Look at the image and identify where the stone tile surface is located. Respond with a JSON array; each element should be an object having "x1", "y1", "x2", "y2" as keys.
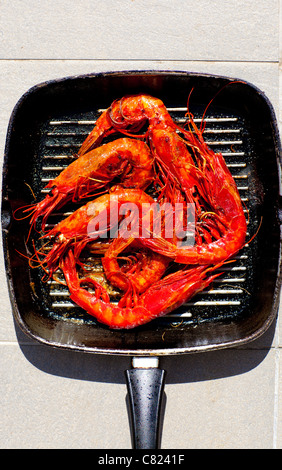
[
  {"x1": 0, "y1": 0, "x2": 279, "y2": 61},
  {"x1": 0, "y1": 0, "x2": 281, "y2": 450},
  {"x1": 0, "y1": 343, "x2": 277, "y2": 449},
  {"x1": 161, "y1": 349, "x2": 276, "y2": 449}
]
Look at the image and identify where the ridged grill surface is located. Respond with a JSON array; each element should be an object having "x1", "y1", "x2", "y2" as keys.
[{"x1": 34, "y1": 107, "x2": 253, "y2": 325}]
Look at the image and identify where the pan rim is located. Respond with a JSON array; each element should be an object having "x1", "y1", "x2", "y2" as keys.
[
  {"x1": 4, "y1": 68, "x2": 281, "y2": 135},
  {"x1": 2, "y1": 69, "x2": 282, "y2": 355},
  {"x1": 10, "y1": 262, "x2": 280, "y2": 356},
  {"x1": 13, "y1": 314, "x2": 278, "y2": 356}
]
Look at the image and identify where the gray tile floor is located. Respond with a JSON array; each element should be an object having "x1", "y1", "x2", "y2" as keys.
[{"x1": 0, "y1": 0, "x2": 281, "y2": 449}]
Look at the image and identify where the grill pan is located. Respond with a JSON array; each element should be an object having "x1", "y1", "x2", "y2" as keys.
[{"x1": 2, "y1": 71, "x2": 282, "y2": 449}]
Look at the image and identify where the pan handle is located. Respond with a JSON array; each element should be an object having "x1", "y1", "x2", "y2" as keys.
[{"x1": 125, "y1": 356, "x2": 166, "y2": 449}]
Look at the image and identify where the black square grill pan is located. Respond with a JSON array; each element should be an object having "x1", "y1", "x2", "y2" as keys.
[{"x1": 2, "y1": 71, "x2": 282, "y2": 449}]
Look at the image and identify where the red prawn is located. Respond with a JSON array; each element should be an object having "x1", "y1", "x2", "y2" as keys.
[
  {"x1": 61, "y1": 249, "x2": 222, "y2": 329},
  {"x1": 18, "y1": 137, "x2": 154, "y2": 232}
]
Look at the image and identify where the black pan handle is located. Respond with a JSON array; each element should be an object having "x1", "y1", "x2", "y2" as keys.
[{"x1": 125, "y1": 357, "x2": 166, "y2": 449}]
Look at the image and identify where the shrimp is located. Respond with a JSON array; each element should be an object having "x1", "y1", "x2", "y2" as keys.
[
  {"x1": 141, "y1": 118, "x2": 247, "y2": 264},
  {"x1": 35, "y1": 188, "x2": 165, "y2": 284},
  {"x1": 76, "y1": 94, "x2": 209, "y2": 216},
  {"x1": 23, "y1": 138, "x2": 154, "y2": 232},
  {"x1": 77, "y1": 94, "x2": 177, "y2": 156},
  {"x1": 20, "y1": 91, "x2": 248, "y2": 328},
  {"x1": 61, "y1": 249, "x2": 222, "y2": 329},
  {"x1": 77, "y1": 94, "x2": 201, "y2": 212},
  {"x1": 150, "y1": 126, "x2": 204, "y2": 215},
  {"x1": 32, "y1": 187, "x2": 171, "y2": 317}
]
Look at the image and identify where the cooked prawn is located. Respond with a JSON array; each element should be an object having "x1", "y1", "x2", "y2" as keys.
[
  {"x1": 61, "y1": 249, "x2": 222, "y2": 329},
  {"x1": 35, "y1": 188, "x2": 160, "y2": 280},
  {"x1": 77, "y1": 94, "x2": 177, "y2": 156},
  {"x1": 102, "y1": 236, "x2": 170, "y2": 296},
  {"x1": 21, "y1": 138, "x2": 154, "y2": 232},
  {"x1": 142, "y1": 118, "x2": 247, "y2": 264},
  {"x1": 20, "y1": 91, "x2": 248, "y2": 329}
]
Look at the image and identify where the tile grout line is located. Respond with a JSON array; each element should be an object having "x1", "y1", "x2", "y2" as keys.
[{"x1": 0, "y1": 58, "x2": 279, "y2": 64}]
